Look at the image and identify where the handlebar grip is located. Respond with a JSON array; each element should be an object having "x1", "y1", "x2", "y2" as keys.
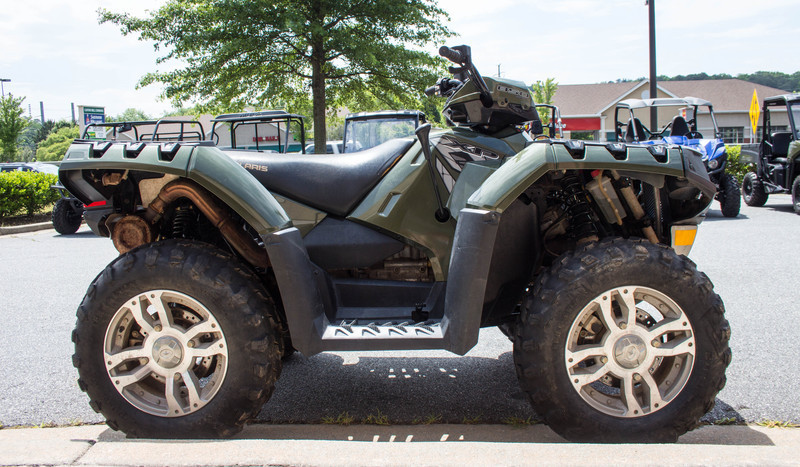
[
  {"x1": 424, "y1": 85, "x2": 437, "y2": 97},
  {"x1": 439, "y1": 46, "x2": 464, "y2": 64}
]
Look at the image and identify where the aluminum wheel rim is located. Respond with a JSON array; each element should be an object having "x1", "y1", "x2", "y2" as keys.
[
  {"x1": 564, "y1": 286, "x2": 695, "y2": 418},
  {"x1": 104, "y1": 290, "x2": 228, "y2": 417}
]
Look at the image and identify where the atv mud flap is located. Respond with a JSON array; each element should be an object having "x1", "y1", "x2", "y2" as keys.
[
  {"x1": 264, "y1": 208, "x2": 501, "y2": 356},
  {"x1": 441, "y1": 208, "x2": 501, "y2": 354}
]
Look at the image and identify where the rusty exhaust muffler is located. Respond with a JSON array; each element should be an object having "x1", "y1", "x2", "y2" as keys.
[{"x1": 111, "y1": 180, "x2": 269, "y2": 269}]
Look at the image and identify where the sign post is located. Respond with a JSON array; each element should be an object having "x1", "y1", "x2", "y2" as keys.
[{"x1": 749, "y1": 89, "x2": 760, "y2": 143}]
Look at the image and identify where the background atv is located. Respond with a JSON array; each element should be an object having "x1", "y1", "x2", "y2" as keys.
[
  {"x1": 60, "y1": 45, "x2": 729, "y2": 443},
  {"x1": 211, "y1": 110, "x2": 306, "y2": 153},
  {"x1": 740, "y1": 93, "x2": 800, "y2": 214},
  {"x1": 51, "y1": 119, "x2": 206, "y2": 234},
  {"x1": 615, "y1": 97, "x2": 740, "y2": 217}
]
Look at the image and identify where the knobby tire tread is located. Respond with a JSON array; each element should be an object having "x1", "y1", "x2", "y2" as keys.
[
  {"x1": 719, "y1": 173, "x2": 741, "y2": 218},
  {"x1": 72, "y1": 239, "x2": 282, "y2": 438},
  {"x1": 52, "y1": 198, "x2": 82, "y2": 235},
  {"x1": 513, "y1": 237, "x2": 731, "y2": 443}
]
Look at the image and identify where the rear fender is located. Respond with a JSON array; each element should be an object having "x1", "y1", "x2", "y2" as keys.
[{"x1": 59, "y1": 141, "x2": 291, "y2": 235}]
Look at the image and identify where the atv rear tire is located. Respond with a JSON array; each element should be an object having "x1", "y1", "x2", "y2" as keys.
[
  {"x1": 742, "y1": 172, "x2": 768, "y2": 207},
  {"x1": 718, "y1": 173, "x2": 741, "y2": 218},
  {"x1": 72, "y1": 239, "x2": 282, "y2": 438},
  {"x1": 792, "y1": 175, "x2": 800, "y2": 215},
  {"x1": 52, "y1": 198, "x2": 82, "y2": 235},
  {"x1": 513, "y1": 238, "x2": 731, "y2": 443}
]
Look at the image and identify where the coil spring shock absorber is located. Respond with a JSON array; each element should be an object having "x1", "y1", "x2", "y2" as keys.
[
  {"x1": 172, "y1": 206, "x2": 194, "y2": 238},
  {"x1": 561, "y1": 173, "x2": 599, "y2": 243}
]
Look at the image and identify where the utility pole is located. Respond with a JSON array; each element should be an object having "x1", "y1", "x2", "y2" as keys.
[
  {"x1": 647, "y1": 0, "x2": 657, "y2": 129},
  {"x1": 40, "y1": 101, "x2": 45, "y2": 123},
  {"x1": 0, "y1": 78, "x2": 9, "y2": 97},
  {"x1": 497, "y1": 64, "x2": 502, "y2": 78},
  {"x1": 71, "y1": 103, "x2": 76, "y2": 124}
]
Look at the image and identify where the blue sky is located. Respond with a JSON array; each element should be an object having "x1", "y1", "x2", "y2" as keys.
[{"x1": 1, "y1": 0, "x2": 797, "y2": 120}]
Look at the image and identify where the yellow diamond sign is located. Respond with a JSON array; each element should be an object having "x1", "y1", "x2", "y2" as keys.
[{"x1": 749, "y1": 89, "x2": 760, "y2": 138}]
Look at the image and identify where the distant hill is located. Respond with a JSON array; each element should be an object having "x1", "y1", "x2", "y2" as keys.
[
  {"x1": 659, "y1": 71, "x2": 799, "y2": 93},
  {"x1": 606, "y1": 71, "x2": 800, "y2": 93}
]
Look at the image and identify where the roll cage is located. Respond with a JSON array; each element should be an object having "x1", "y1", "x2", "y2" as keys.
[{"x1": 614, "y1": 97, "x2": 721, "y2": 143}]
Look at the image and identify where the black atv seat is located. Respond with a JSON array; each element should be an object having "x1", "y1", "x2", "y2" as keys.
[
  {"x1": 670, "y1": 116, "x2": 690, "y2": 137},
  {"x1": 227, "y1": 138, "x2": 415, "y2": 217},
  {"x1": 625, "y1": 118, "x2": 646, "y2": 142},
  {"x1": 770, "y1": 131, "x2": 792, "y2": 157}
]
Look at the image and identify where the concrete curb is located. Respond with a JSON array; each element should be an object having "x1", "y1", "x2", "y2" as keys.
[
  {"x1": 1, "y1": 424, "x2": 799, "y2": 466},
  {"x1": 0, "y1": 221, "x2": 54, "y2": 236}
]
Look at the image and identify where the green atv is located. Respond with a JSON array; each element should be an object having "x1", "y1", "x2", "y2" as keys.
[{"x1": 61, "y1": 45, "x2": 730, "y2": 443}]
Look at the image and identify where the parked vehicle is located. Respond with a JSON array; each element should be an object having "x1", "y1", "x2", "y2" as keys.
[
  {"x1": 59, "y1": 45, "x2": 729, "y2": 443},
  {"x1": 739, "y1": 94, "x2": 800, "y2": 214},
  {"x1": 531, "y1": 103, "x2": 564, "y2": 139},
  {"x1": 52, "y1": 120, "x2": 205, "y2": 234},
  {"x1": 211, "y1": 110, "x2": 306, "y2": 153},
  {"x1": 304, "y1": 140, "x2": 343, "y2": 154},
  {"x1": 343, "y1": 110, "x2": 425, "y2": 152},
  {"x1": 0, "y1": 162, "x2": 59, "y2": 174},
  {"x1": 615, "y1": 97, "x2": 740, "y2": 217}
]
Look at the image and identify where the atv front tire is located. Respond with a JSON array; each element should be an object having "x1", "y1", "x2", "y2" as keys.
[
  {"x1": 792, "y1": 175, "x2": 800, "y2": 215},
  {"x1": 513, "y1": 238, "x2": 731, "y2": 443},
  {"x1": 52, "y1": 197, "x2": 82, "y2": 234},
  {"x1": 742, "y1": 172, "x2": 768, "y2": 207},
  {"x1": 718, "y1": 173, "x2": 741, "y2": 218},
  {"x1": 72, "y1": 239, "x2": 282, "y2": 438}
]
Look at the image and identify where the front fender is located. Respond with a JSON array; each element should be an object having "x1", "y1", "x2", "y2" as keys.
[
  {"x1": 467, "y1": 141, "x2": 689, "y2": 212},
  {"x1": 59, "y1": 141, "x2": 291, "y2": 235}
]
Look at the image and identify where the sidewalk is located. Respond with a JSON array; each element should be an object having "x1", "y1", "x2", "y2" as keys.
[{"x1": 1, "y1": 423, "x2": 798, "y2": 466}]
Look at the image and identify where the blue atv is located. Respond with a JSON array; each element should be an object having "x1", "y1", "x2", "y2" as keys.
[{"x1": 615, "y1": 97, "x2": 740, "y2": 218}]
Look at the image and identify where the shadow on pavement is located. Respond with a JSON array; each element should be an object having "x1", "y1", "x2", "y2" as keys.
[
  {"x1": 53, "y1": 230, "x2": 97, "y2": 238},
  {"x1": 257, "y1": 352, "x2": 535, "y2": 425},
  {"x1": 702, "y1": 210, "x2": 749, "y2": 221},
  {"x1": 764, "y1": 203, "x2": 796, "y2": 214}
]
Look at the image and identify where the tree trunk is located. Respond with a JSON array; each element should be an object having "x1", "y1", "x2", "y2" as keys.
[{"x1": 311, "y1": 42, "x2": 326, "y2": 154}]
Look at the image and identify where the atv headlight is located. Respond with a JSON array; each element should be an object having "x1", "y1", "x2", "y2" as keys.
[{"x1": 707, "y1": 158, "x2": 720, "y2": 170}]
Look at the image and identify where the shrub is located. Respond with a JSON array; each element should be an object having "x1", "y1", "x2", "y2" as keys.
[
  {"x1": 0, "y1": 171, "x2": 60, "y2": 218},
  {"x1": 725, "y1": 145, "x2": 755, "y2": 184}
]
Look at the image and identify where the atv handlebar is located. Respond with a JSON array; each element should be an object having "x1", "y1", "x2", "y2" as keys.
[
  {"x1": 439, "y1": 46, "x2": 465, "y2": 64},
  {"x1": 426, "y1": 78, "x2": 464, "y2": 98},
  {"x1": 435, "y1": 45, "x2": 493, "y2": 108}
]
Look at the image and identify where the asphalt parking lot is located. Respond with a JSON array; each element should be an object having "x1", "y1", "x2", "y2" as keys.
[{"x1": 0, "y1": 195, "x2": 798, "y2": 429}]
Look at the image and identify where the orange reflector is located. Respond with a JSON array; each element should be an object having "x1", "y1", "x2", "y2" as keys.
[{"x1": 673, "y1": 228, "x2": 697, "y2": 246}]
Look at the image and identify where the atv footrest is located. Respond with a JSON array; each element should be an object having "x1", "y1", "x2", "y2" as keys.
[{"x1": 322, "y1": 320, "x2": 443, "y2": 340}]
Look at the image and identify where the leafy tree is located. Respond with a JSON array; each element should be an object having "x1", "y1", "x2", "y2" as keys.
[
  {"x1": 35, "y1": 125, "x2": 79, "y2": 161},
  {"x1": 107, "y1": 108, "x2": 152, "y2": 122},
  {"x1": 100, "y1": 0, "x2": 452, "y2": 153},
  {"x1": 0, "y1": 94, "x2": 29, "y2": 161}
]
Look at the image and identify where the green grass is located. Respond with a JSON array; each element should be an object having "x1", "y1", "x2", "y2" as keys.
[
  {"x1": 712, "y1": 417, "x2": 740, "y2": 426},
  {"x1": 502, "y1": 416, "x2": 536, "y2": 427},
  {"x1": 412, "y1": 414, "x2": 442, "y2": 425},
  {"x1": 461, "y1": 415, "x2": 482, "y2": 425},
  {"x1": 321, "y1": 412, "x2": 355, "y2": 426},
  {"x1": 363, "y1": 410, "x2": 390, "y2": 426},
  {"x1": 755, "y1": 420, "x2": 800, "y2": 429}
]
